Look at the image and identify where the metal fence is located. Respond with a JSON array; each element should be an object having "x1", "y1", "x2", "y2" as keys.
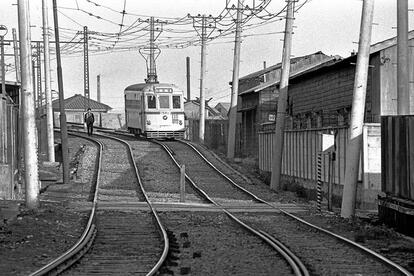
[
  {"x1": 259, "y1": 126, "x2": 350, "y2": 186},
  {"x1": 0, "y1": 96, "x2": 19, "y2": 199}
]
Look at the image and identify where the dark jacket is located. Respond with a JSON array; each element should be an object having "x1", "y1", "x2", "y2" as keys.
[{"x1": 84, "y1": 112, "x2": 95, "y2": 124}]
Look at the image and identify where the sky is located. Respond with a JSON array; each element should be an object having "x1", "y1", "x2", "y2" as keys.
[{"x1": 1, "y1": 0, "x2": 414, "y2": 112}]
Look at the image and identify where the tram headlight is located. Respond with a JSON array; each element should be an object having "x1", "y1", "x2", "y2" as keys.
[
  {"x1": 162, "y1": 115, "x2": 168, "y2": 120},
  {"x1": 146, "y1": 120, "x2": 151, "y2": 125},
  {"x1": 179, "y1": 120, "x2": 183, "y2": 125}
]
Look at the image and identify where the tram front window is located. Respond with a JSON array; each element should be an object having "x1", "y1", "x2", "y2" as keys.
[
  {"x1": 173, "y1": 96, "x2": 181, "y2": 109},
  {"x1": 147, "y1": 95, "x2": 156, "y2": 109},
  {"x1": 159, "y1": 95, "x2": 170, "y2": 109}
]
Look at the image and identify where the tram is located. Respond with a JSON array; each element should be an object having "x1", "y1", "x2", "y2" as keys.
[{"x1": 124, "y1": 83, "x2": 185, "y2": 138}]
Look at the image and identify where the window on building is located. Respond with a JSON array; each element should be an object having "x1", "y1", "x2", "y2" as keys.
[
  {"x1": 173, "y1": 96, "x2": 181, "y2": 109},
  {"x1": 159, "y1": 95, "x2": 170, "y2": 109},
  {"x1": 147, "y1": 95, "x2": 156, "y2": 109}
]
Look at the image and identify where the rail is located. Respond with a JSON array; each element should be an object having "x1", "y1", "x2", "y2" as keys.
[{"x1": 29, "y1": 132, "x2": 103, "y2": 276}]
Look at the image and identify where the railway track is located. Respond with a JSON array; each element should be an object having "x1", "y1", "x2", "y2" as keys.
[
  {"x1": 98, "y1": 132, "x2": 308, "y2": 275},
  {"x1": 29, "y1": 132, "x2": 169, "y2": 276},
  {"x1": 156, "y1": 139, "x2": 412, "y2": 276}
]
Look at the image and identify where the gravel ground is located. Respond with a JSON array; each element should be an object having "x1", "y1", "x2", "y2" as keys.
[
  {"x1": 192, "y1": 142, "x2": 414, "y2": 274},
  {"x1": 129, "y1": 139, "x2": 204, "y2": 203},
  {"x1": 159, "y1": 211, "x2": 294, "y2": 276},
  {"x1": 0, "y1": 135, "x2": 96, "y2": 275}
]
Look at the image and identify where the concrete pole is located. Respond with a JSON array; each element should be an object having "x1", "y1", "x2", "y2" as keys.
[
  {"x1": 341, "y1": 0, "x2": 374, "y2": 218},
  {"x1": 18, "y1": 0, "x2": 39, "y2": 209},
  {"x1": 52, "y1": 0, "x2": 70, "y2": 184},
  {"x1": 97, "y1": 74, "x2": 101, "y2": 103},
  {"x1": 42, "y1": 0, "x2": 55, "y2": 162},
  {"x1": 397, "y1": 0, "x2": 409, "y2": 115},
  {"x1": 227, "y1": 0, "x2": 243, "y2": 159},
  {"x1": 186, "y1": 56, "x2": 191, "y2": 102},
  {"x1": 12, "y1": 28, "x2": 21, "y2": 84},
  {"x1": 270, "y1": 0, "x2": 295, "y2": 190},
  {"x1": 199, "y1": 16, "x2": 207, "y2": 143}
]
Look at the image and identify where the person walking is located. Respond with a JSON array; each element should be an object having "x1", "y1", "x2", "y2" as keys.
[{"x1": 84, "y1": 108, "x2": 95, "y2": 136}]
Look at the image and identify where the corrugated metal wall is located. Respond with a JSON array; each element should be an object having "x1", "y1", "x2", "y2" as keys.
[
  {"x1": 259, "y1": 127, "x2": 349, "y2": 185},
  {"x1": 0, "y1": 97, "x2": 19, "y2": 199},
  {"x1": 381, "y1": 116, "x2": 414, "y2": 201}
]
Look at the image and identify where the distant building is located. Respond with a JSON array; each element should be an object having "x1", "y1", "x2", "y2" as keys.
[
  {"x1": 52, "y1": 94, "x2": 112, "y2": 126},
  {"x1": 184, "y1": 100, "x2": 224, "y2": 120},
  {"x1": 214, "y1": 102, "x2": 230, "y2": 118}
]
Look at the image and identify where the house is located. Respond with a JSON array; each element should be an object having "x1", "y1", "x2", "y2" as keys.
[
  {"x1": 184, "y1": 99, "x2": 224, "y2": 120},
  {"x1": 214, "y1": 102, "x2": 231, "y2": 118},
  {"x1": 236, "y1": 51, "x2": 338, "y2": 155},
  {"x1": 52, "y1": 94, "x2": 112, "y2": 126}
]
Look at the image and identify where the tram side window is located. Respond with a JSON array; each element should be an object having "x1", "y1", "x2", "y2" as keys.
[
  {"x1": 173, "y1": 96, "x2": 181, "y2": 109},
  {"x1": 147, "y1": 95, "x2": 156, "y2": 109},
  {"x1": 159, "y1": 95, "x2": 170, "y2": 109}
]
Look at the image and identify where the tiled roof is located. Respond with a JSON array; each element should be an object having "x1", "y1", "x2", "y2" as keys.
[
  {"x1": 215, "y1": 102, "x2": 230, "y2": 111},
  {"x1": 52, "y1": 94, "x2": 112, "y2": 112}
]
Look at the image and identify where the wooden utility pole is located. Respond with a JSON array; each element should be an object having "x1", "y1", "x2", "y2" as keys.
[
  {"x1": 52, "y1": 0, "x2": 70, "y2": 184},
  {"x1": 42, "y1": 0, "x2": 55, "y2": 162},
  {"x1": 186, "y1": 56, "x2": 191, "y2": 101},
  {"x1": 18, "y1": 0, "x2": 39, "y2": 209},
  {"x1": 341, "y1": 0, "x2": 375, "y2": 218},
  {"x1": 12, "y1": 28, "x2": 20, "y2": 84},
  {"x1": 199, "y1": 16, "x2": 207, "y2": 143},
  {"x1": 227, "y1": 0, "x2": 243, "y2": 159},
  {"x1": 97, "y1": 74, "x2": 101, "y2": 103},
  {"x1": 190, "y1": 14, "x2": 218, "y2": 143},
  {"x1": 270, "y1": 0, "x2": 295, "y2": 190},
  {"x1": 397, "y1": 0, "x2": 409, "y2": 115}
]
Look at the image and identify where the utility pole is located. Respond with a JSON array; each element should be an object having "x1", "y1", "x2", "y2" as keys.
[
  {"x1": 83, "y1": 26, "x2": 90, "y2": 110},
  {"x1": 189, "y1": 14, "x2": 218, "y2": 143},
  {"x1": 186, "y1": 56, "x2": 191, "y2": 101},
  {"x1": 97, "y1": 74, "x2": 101, "y2": 103},
  {"x1": 36, "y1": 42, "x2": 42, "y2": 115},
  {"x1": 31, "y1": 58, "x2": 37, "y2": 115},
  {"x1": 199, "y1": 16, "x2": 207, "y2": 143},
  {"x1": 227, "y1": 0, "x2": 243, "y2": 159},
  {"x1": 42, "y1": 0, "x2": 55, "y2": 162},
  {"x1": 52, "y1": 0, "x2": 70, "y2": 184},
  {"x1": 0, "y1": 25, "x2": 7, "y2": 95},
  {"x1": 18, "y1": 0, "x2": 39, "y2": 209},
  {"x1": 12, "y1": 28, "x2": 20, "y2": 84},
  {"x1": 270, "y1": 0, "x2": 295, "y2": 190},
  {"x1": 341, "y1": 0, "x2": 375, "y2": 218},
  {"x1": 397, "y1": 0, "x2": 409, "y2": 115}
]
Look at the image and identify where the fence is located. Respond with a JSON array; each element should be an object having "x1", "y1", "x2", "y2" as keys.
[
  {"x1": 0, "y1": 96, "x2": 19, "y2": 199},
  {"x1": 259, "y1": 127, "x2": 349, "y2": 185},
  {"x1": 187, "y1": 119, "x2": 235, "y2": 154},
  {"x1": 381, "y1": 116, "x2": 414, "y2": 201},
  {"x1": 259, "y1": 124, "x2": 381, "y2": 190}
]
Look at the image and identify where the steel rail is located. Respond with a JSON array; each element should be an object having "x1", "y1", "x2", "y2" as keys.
[
  {"x1": 29, "y1": 132, "x2": 103, "y2": 276},
  {"x1": 154, "y1": 139, "x2": 307, "y2": 276},
  {"x1": 178, "y1": 139, "x2": 413, "y2": 276},
  {"x1": 95, "y1": 132, "x2": 170, "y2": 276}
]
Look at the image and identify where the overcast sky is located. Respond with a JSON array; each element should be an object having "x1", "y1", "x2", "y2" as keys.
[{"x1": 1, "y1": 0, "x2": 413, "y2": 111}]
